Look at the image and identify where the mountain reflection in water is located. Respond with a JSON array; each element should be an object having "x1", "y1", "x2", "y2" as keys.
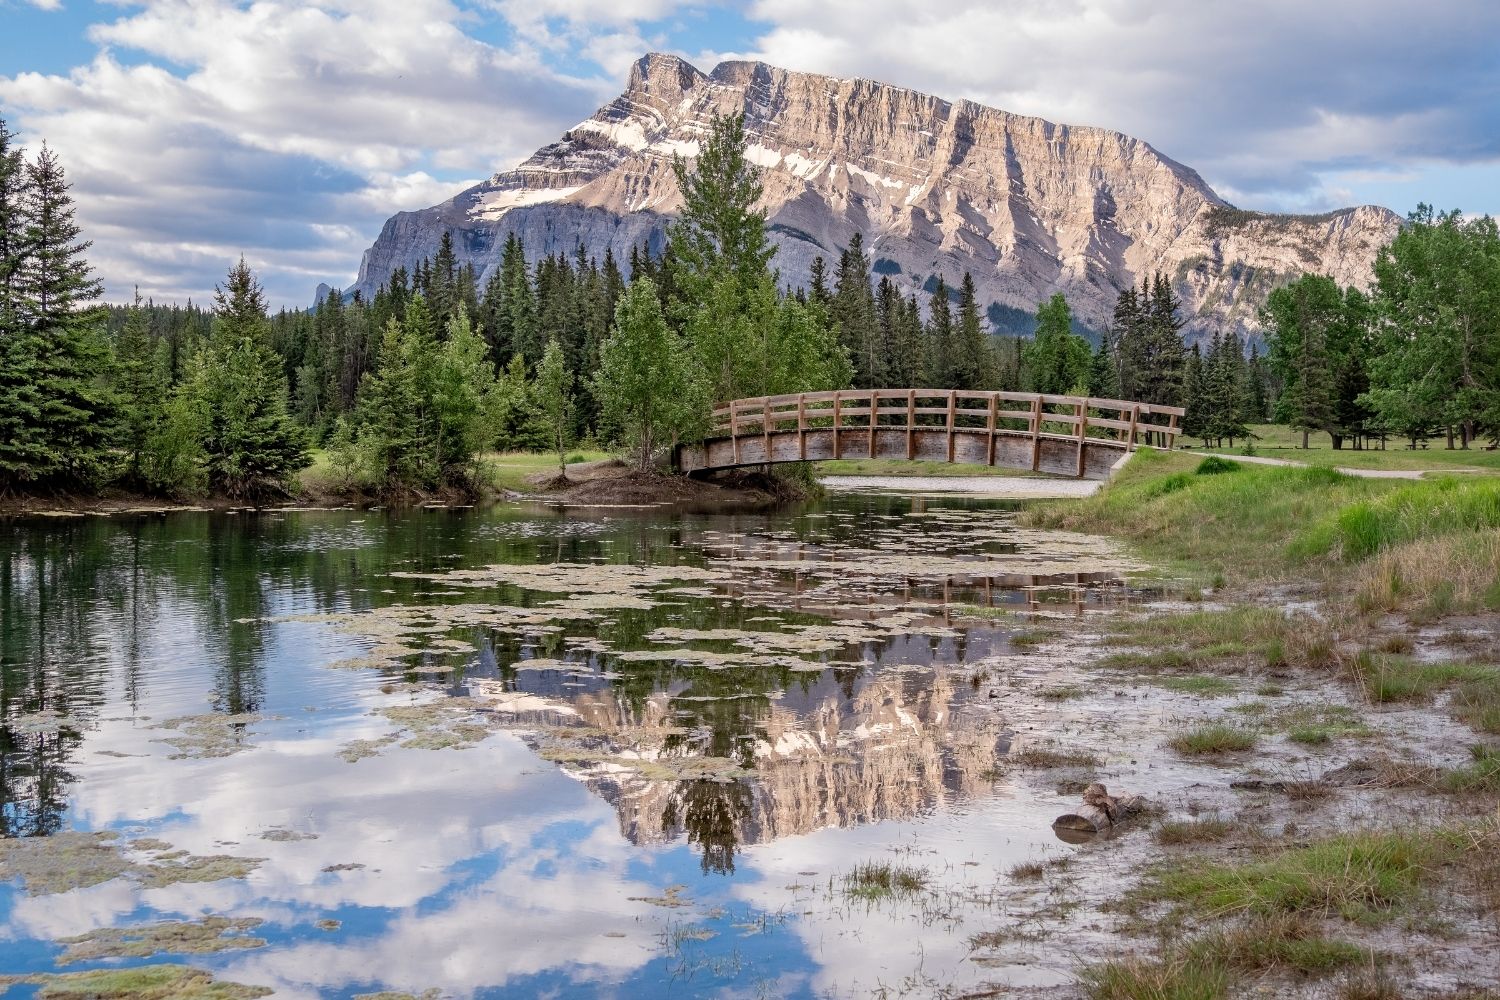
[{"x1": 0, "y1": 494, "x2": 1146, "y2": 998}]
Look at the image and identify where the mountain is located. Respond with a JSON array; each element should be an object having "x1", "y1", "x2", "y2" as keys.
[{"x1": 350, "y1": 52, "x2": 1401, "y2": 342}]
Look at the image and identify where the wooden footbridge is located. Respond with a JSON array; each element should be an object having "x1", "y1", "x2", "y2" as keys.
[{"x1": 675, "y1": 390, "x2": 1183, "y2": 480}]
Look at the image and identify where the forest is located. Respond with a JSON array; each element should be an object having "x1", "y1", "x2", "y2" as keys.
[{"x1": 2, "y1": 110, "x2": 1497, "y2": 503}]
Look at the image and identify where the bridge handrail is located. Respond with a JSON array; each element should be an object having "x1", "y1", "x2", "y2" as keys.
[{"x1": 707, "y1": 389, "x2": 1182, "y2": 452}]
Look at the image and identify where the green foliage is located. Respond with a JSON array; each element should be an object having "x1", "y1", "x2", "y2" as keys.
[
  {"x1": 535, "y1": 336, "x2": 572, "y2": 477},
  {"x1": 163, "y1": 266, "x2": 310, "y2": 500},
  {"x1": 595, "y1": 278, "x2": 706, "y2": 471},
  {"x1": 0, "y1": 130, "x2": 119, "y2": 492},
  {"x1": 1023, "y1": 293, "x2": 1090, "y2": 394},
  {"x1": 1364, "y1": 205, "x2": 1500, "y2": 447},
  {"x1": 1115, "y1": 274, "x2": 1187, "y2": 408},
  {"x1": 1194, "y1": 456, "x2": 1241, "y2": 475}
]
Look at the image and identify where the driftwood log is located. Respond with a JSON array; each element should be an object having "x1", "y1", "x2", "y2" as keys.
[{"x1": 1052, "y1": 783, "x2": 1148, "y2": 837}]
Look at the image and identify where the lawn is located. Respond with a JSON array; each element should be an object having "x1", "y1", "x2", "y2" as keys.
[{"x1": 1191, "y1": 423, "x2": 1500, "y2": 474}]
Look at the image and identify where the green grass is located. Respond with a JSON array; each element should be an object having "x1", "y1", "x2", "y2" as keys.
[
  {"x1": 1026, "y1": 448, "x2": 1500, "y2": 589},
  {"x1": 1077, "y1": 954, "x2": 1230, "y2": 1000},
  {"x1": 298, "y1": 447, "x2": 614, "y2": 496},
  {"x1": 1183, "y1": 916, "x2": 1367, "y2": 975},
  {"x1": 1103, "y1": 606, "x2": 1336, "y2": 672},
  {"x1": 1442, "y1": 745, "x2": 1500, "y2": 792},
  {"x1": 1294, "y1": 477, "x2": 1500, "y2": 562},
  {"x1": 841, "y1": 861, "x2": 931, "y2": 900},
  {"x1": 1194, "y1": 423, "x2": 1500, "y2": 474},
  {"x1": 1156, "y1": 675, "x2": 1237, "y2": 696},
  {"x1": 1011, "y1": 746, "x2": 1103, "y2": 768},
  {"x1": 1167, "y1": 725, "x2": 1257, "y2": 755},
  {"x1": 1137, "y1": 831, "x2": 1443, "y2": 922},
  {"x1": 482, "y1": 449, "x2": 611, "y2": 492},
  {"x1": 1350, "y1": 654, "x2": 1499, "y2": 730}
]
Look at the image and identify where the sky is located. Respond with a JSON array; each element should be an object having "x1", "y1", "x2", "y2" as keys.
[{"x1": 2, "y1": 0, "x2": 1498, "y2": 307}]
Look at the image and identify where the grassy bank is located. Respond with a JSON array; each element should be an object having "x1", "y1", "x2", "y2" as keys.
[
  {"x1": 1193, "y1": 422, "x2": 1500, "y2": 474},
  {"x1": 1025, "y1": 449, "x2": 1500, "y2": 603},
  {"x1": 298, "y1": 448, "x2": 613, "y2": 498}
]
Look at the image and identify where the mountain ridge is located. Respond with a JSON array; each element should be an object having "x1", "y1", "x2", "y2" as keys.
[{"x1": 350, "y1": 52, "x2": 1400, "y2": 341}]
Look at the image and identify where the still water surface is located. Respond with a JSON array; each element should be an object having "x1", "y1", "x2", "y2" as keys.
[{"x1": 0, "y1": 494, "x2": 1143, "y2": 998}]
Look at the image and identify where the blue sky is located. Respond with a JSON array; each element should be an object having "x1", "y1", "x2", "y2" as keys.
[{"x1": 2, "y1": 0, "x2": 1499, "y2": 306}]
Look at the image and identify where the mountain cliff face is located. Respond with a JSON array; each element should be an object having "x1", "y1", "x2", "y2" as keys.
[{"x1": 351, "y1": 53, "x2": 1400, "y2": 341}]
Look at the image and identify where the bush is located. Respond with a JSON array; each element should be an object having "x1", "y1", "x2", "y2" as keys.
[{"x1": 1195, "y1": 456, "x2": 1242, "y2": 475}]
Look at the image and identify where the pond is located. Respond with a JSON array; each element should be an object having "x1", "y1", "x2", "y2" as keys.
[{"x1": 0, "y1": 492, "x2": 1150, "y2": 998}]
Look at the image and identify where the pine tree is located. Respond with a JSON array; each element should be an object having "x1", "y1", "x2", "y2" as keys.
[
  {"x1": 430, "y1": 304, "x2": 498, "y2": 484},
  {"x1": 0, "y1": 118, "x2": 24, "y2": 318},
  {"x1": 950, "y1": 273, "x2": 989, "y2": 390},
  {"x1": 1263, "y1": 273, "x2": 1339, "y2": 447},
  {"x1": 0, "y1": 142, "x2": 118, "y2": 490},
  {"x1": 833, "y1": 234, "x2": 880, "y2": 388},
  {"x1": 172, "y1": 260, "x2": 309, "y2": 499},
  {"x1": 925, "y1": 276, "x2": 953, "y2": 387},
  {"x1": 1182, "y1": 343, "x2": 1208, "y2": 443},
  {"x1": 353, "y1": 317, "x2": 422, "y2": 490},
  {"x1": 113, "y1": 291, "x2": 168, "y2": 488}
]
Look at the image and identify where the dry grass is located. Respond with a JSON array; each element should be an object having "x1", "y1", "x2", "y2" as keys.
[
  {"x1": 1355, "y1": 529, "x2": 1500, "y2": 620},
  {"x1": 1155, "y1": 817, "x2": 1237, "y2": 846}
]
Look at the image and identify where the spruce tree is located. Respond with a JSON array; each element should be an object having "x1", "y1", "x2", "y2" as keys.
[
  {"x1": 113, "y1": 291, "x2": 167, "y2": 488},
  {"x1": 0, "y1": 142, "x2": 119, "y2": 490},
  {"x1": 833, "y1": 235, "x2": 879, "y2": 388},
  {"x1": 172, "y1": 259, "x2": 309, "y2": 499},
  {"x1": 950, "y1": 273, "x2": 989, "y2": 390},
  {"x1": 925, "y1": 276, "x2": 953, "y2": 387}
]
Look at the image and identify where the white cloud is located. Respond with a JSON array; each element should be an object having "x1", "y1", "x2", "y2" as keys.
[
  {"x1": 0, "y1": 0, "x2": 611, "y2": 304},
  {"x1": 23, "y1": 0, "x2": 62, "y2": 9}
]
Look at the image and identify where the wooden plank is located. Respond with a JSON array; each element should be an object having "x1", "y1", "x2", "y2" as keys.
[
  {"x1": 833, "y1": 391, "x2": 842, "y2": 460},
  {"x1": 798, "y1": 393, "x2": 807, "y2": 459},
  {"x1": 1030, "y1": 396, "x2": 1042, "y2": 472},
  {"x1": 907, "y1": 389, "x2": 915, "y2": 459},
  {"x1": 1128, "y1": 404, "x2": 1139, "y2": 451},
  {"x1": 987, "y1": 392, "x2": 999, "y2": 466},
  {"x1": 1075, "y1": 400, "x2": 1088, "y2": 477},
  {"x1": 946, "y1": 390, "x2": 957, "y2": 463},
  {"x1": 763, "y1": 398, "x2": 771, "y2": 460}
]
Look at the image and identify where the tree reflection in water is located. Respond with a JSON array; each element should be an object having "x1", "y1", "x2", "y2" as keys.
[{"x1": 663, "y1": 778, "x2": 754, "y2": 875}]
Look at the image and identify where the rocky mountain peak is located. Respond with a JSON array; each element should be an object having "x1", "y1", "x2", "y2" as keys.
[
  {"x1": 626, "y1": 51, "x2": 707, "y2": 100},
  {"x1": 350, "y1": 54, "x2": 1401, "y2": 342}
]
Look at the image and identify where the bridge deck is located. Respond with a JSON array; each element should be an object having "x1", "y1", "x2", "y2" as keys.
[{"x1": 675, "y1": 389, "x2": 1183, "y2": 480}]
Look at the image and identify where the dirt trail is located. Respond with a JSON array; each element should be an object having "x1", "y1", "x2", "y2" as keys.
[
  {"x1": 1211, "y1": 453, "x2": 1466, "y2": 479},
  {"x1": 821, "y1": 475, "x2": 1102, "y2": 497}
]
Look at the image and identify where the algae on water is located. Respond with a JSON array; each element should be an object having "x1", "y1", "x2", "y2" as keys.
[{"x1": 55, "y1": 916, "x2": 266, "y2": 965}]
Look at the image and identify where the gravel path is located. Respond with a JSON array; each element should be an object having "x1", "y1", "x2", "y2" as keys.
[
  {"x1": 820, "y1": 475, "x2": 1102, "y2": 497},
  {"x1": 1214, "y1": 453, "x2": 1430, "y2": 479}
]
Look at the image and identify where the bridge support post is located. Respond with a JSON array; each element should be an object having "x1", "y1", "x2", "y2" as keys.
[
  {"x1": 987, "y1": 392, "x2": 998, "y2": 466},
  {"x1": 1030, "y1": 397, "x2": 1042, "y2": 472},
  {"x1": 832, "y1": 392, "x2": 842, "y2": 460},
  {"x1": 907, "y1": 390, "x2": 915, "y2": 460},
  {"x1": 798, "y1": 393, "x2": 807, "y2": 460},
  {"x1": 1075, "y1": 399, "x2": 1089, "y2": 478},
  {"x1": 946, "y1": 390, "x2": 957, "y2": 463}
]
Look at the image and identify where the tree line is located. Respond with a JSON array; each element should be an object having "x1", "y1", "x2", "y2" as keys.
[{"x1": 7, "y1": 104, "x2": 1494, "y2": 503}]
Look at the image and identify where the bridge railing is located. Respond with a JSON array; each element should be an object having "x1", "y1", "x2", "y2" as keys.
[{"x1": 708, "y1": 389, "x2": 1183, "y2": 451}]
